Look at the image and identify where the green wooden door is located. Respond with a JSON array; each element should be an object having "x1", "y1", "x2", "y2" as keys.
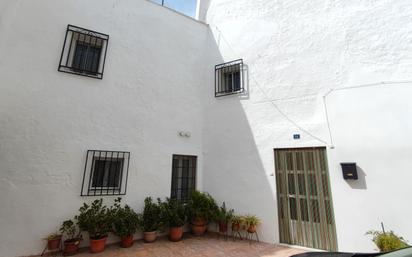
[{"x1": 275, "y1": 147, "x2": 337, "y2": 251}]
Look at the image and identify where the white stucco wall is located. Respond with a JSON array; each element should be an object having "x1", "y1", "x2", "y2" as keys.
[
  {"x1": 0, "y1": 1, "x2": 212, "y2": 257},
  {"x1": 202, "y1": 0, "x2": 412, "y2": 252},
  {"x1": 196, "y1": 0, "x2": 210, "y2": 21},
  {"x1": 1, "y1": 0, "x2": 412, "y2": 256}
]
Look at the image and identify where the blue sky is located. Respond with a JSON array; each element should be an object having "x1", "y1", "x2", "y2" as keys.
[{"x1": 152, "y1": 0, "x2": 197, "y2": 17}]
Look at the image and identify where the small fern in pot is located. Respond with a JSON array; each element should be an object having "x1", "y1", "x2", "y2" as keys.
[
  {"x1": 231, "y1": 215, "x2": 244, "y2": 231},
  {"x1": 214, "y1": 202, "x2": 234, "y2": 233},
  {"x1": 111, "y1": 198, "x2": 140, "y2": 248},
  {"x1": 243, "y1": 215, "x2": 261, "y2": 233},
  {"x1": 44, "y1": 233, "x2": 62, "y2": 251}
]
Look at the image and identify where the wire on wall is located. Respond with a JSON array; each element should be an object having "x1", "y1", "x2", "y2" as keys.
[
  {"x1": 212, "y1": 25, "x2": 412, "y2": 148},
  {"x1": 213, "y1": 25, "x2": 331, "y2": 146},
  {"x1": 322, "y1": 81, "x2": 412, "y2": 148}
]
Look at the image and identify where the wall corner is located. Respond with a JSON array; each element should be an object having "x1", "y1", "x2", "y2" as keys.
[{"x1": 196, "y1": 0, "x2": 211, "y2": 23}]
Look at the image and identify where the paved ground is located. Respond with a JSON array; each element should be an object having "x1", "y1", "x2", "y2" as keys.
[{"x1": 67, "y1": 234, "x2": 305, "y2": 257}]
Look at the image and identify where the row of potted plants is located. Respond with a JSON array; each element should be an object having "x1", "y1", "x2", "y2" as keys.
[
  {"x1": 214, "y1": 202, "x2": 261, "y2": 234},
  {"x1": 46, "y1": 190, "x2": 261, "y2": 255}
]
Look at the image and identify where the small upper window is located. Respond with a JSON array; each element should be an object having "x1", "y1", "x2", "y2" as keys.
[
  {"x1": 72, "y1": 42, "x2": 101, "y2": 74},
  {"x1": 81, "y1": 150, "x2": 130, "y2": 196},
  {"x1": 215, "y1": 59, "x2": 244, "y2": 97},
  {"x1": 58, "y1": 25, "x2": 109, "y2": 79}
]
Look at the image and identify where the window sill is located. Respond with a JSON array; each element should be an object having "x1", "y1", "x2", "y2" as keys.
[{"x1": 215, "y1": 89, "x2": 244, "y2": 97}]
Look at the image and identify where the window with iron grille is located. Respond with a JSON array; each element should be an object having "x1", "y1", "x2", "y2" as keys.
[
  {"x1": 215, "y1": 59, "x2": 244, "y2": 97},
  {"x1": 58, "y1": 25, "x2": 109, "y2": 79},
  {"x1": 171, "y1": 155, "x2": 196, "y2": 203},
  {"x1": 81, "y1": 150, "x2": 130, "y2": 196}
]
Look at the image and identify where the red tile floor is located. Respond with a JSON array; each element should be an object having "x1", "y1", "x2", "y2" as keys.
[{"x1": 54, "y1": 234, "x2": 306, "y2": 257}]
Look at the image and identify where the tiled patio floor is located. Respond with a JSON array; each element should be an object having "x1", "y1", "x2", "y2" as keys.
[{"x1": 68, "y1": 234, "x2": 306, "y2": 257}]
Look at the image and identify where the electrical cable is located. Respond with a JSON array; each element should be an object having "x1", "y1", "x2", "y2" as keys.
[
  {"x1": 213, "y1": 25, "x2": 331, "y2": 146},
  {"x1": 212, "y1": 25, "x2": 412, "y2": 149}
]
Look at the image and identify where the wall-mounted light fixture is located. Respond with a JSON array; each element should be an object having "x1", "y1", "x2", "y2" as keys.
[
  {"x1": 178, "y1": 131, "x2": 191, "y2": 138},
  {"x1": 340, "y1": 163, "x2": 358, "y2": 180}
]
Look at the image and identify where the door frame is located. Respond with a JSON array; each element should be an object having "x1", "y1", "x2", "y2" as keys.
[{"x1": 274, "y1": 147, "x2": 338, "y2": 251}]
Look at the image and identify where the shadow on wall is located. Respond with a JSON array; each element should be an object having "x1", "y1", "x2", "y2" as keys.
[
  {"x1": 345, "y1": 165, "x2": 367, "y2": 190},
  {"x1": 202, "y1": 29, "x2": 278, "y2": 243}
]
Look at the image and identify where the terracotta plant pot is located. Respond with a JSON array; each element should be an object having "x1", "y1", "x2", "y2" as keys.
[
  {"x1": 143, "y1": 231, "x2": 157, "y2": 243},
  {"x1": 219, "y1": 222, "x2": 228, "y2": 233},
  {"x1": 169, "y1": 226, "x2": 183, "y2": 242},
  {"x1": 63, "y1": 239, "x2": 80, "y2": 256},
  {"x1": 89, "y1": 236, "x2": 107, "y2": 253},
  {"x1": 120, "y1": 235, "x2": 134, "y2": 248},
  {"x1": 247, "y1": 225, "x2": 257, "y2": 233},
  {"x1": 47, "y1": 236, "x2": 62, "y2": 250},
  {"x1": 232, "y1": 222, "x2": 240, "y2": 231},
  {"x1": 191, "y1": 218, "x2": 207, "y2": 236}
]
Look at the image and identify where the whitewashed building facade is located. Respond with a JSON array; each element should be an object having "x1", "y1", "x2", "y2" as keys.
[{"x1": 1, "y1": 0, "x2": 412, "y2": 256}]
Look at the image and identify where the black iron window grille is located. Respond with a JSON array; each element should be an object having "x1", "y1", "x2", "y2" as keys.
[
  {"x1": 215, "y1": 59, "x2": 244, "y2": 97},
  {"x1": 171, "y1": 155, "x2": 197, "y2": 203},
  {"x1": 58, "y1": 25, "x2": 109, "y2": 79},
  {"x1": 81, "y1": 150, "x2": 130, "y2": 196}
]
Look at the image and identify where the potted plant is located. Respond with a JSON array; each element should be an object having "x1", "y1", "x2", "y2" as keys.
[
  {"x1": 366, "y1": 225, "x2": 409, "y2": 252},
  {"x1": 214, "y1": 202, "x2": 234, "y2": 234},
  {"x1": 186, "y1": 190, "x2": 218, "y2": 236},
  {"x1": 60, "y1": 219, "x2": 81, "y2": 256},
  {"x1": 243, "y1": 215, "x2": 260, "y2": 233},
  {"x1": 45, "y1": 233, "x2": 62, "y2": 251},
  {"x1": 231, "y1": 215, "x2": 244, "y2": 232},
  {"x1": 111, "y1": 198, "x2": 140, "y2": 248},
  {"x1": 137, "y1": 197, "x2": 162, "y2": 243},
  {"x1": 76, "y1": 199, "x2": 112, "y2": 253},
  {"x1": 159, "y1": 197, "x2": 187, "y2": 242}
]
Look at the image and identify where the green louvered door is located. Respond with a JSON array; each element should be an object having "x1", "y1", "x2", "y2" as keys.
[{"x1": 275, "y1": 148, "x2": 337, "y2": 251}]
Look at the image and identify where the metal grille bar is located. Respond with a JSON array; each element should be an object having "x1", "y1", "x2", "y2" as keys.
[
  {"x1": 80, "y1": 150, "x2": 130, "y2": 196},
  {"x1": 215, "y1": 59, "x2": 245, "y2": 97},
  {"x1": 171, "y1": 155, "x2": 197, "y2": 203},
  {"x1": 58, "y1": 25, "x2": 109, "y2": 80}
]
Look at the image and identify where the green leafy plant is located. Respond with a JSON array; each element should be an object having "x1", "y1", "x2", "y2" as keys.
[
  {"x1": 137, "y1": 197, "x2": 162, "y2": 232},
  {"x1": 230, "y1": 215, "x2": 244, "y2": 232},
  {"x1": 159, "y1": 197, "x2": 187, "y2": 227},
  {"x1": 111, "y1": 198, "x2": 140, "y2": 237},
  {"x1": 186, "y1": 190, "x2": 218, "y2": 222},
  {"x1": 243, "y1": 215, "x2": 261, "y2": 227},
  {"x1": 60, "y1": 219, "x2": 81, "y2": 242},
  {"x1": 76, "y1": 199, "x2": 112, "y2": 239},
  {"x1": 214, "y1": 202, "x2": 234, "y2": 223},
  {"x1": 366, "y1": 229, "x2": 409, "y2": 252},
  {"x1": 231, "y1": 215, "x2": 244, "y2": 224}
]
